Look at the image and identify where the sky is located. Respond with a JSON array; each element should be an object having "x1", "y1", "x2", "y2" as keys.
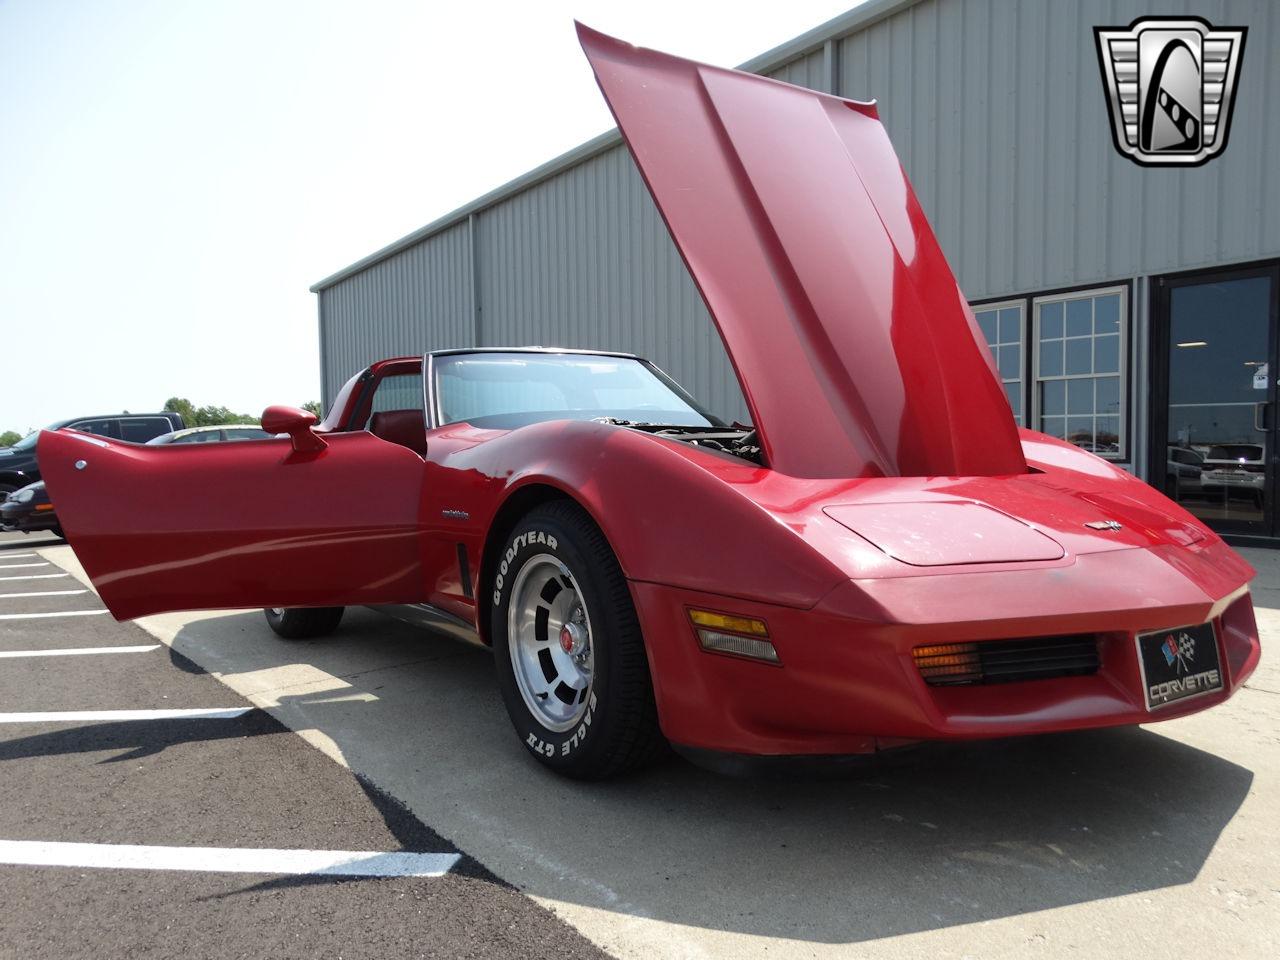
[{"x1": 0, "y1": 0, "x2": 859, "y2": 436}]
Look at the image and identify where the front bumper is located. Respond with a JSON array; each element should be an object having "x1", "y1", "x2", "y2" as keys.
[{"x1": 630, "y1": 540, "x2": 1260, "y2": 757}]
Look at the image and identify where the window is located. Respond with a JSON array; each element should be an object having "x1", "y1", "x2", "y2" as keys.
[
  {"x1": 173, "y1": 430, "x2": 221, "y2": 444},
  {"x1": 118, "y1": 417, "x2": 172, "y2": 443},
  {"x1": 369, "y1": 374, "x2": 423, "y2": 415},
  {"x1": 224, "y1": 428, "x2": 270, "y2": 442},
  {"x1": 68, "y1": 419, "x2": 119, "y2": 439},
  {"x1": 433, "y1": 353, "x2": 716, "y2": 429},
  {"x1": 972, "y1": 300, "x2": 1025, "y2": 424},
  {"x1": 347, "y1": 371, "x2": 424, "y2": 431},
  {"x1": 1033, "y1": 287, "x2": 1126, "y2": 459}
]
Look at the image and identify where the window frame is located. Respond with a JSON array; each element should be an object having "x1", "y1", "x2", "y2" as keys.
[
  {"x1": 970, "y1": 298, "x2": 1027, "y2": 426},
  {"x1": 1031, "y1": 284, "x2": 1130, "y2": 461}
]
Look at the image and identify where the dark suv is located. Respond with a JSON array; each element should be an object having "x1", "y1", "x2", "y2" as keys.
[{"x1": 0, "y1": 412, "x2": 184, "y2": 495}]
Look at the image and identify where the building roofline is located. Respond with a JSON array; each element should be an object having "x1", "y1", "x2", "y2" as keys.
[{"x1": 310, "y1": 0, "x2": 919, "y2": 293}]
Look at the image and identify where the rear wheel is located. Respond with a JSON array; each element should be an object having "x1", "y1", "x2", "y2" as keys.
[
  {"x1": 263, "y1": 606, "x2": 344, "y2": 640},
  {"x1": 492, "y1": 500, "x2": 664, "y2": 780}
]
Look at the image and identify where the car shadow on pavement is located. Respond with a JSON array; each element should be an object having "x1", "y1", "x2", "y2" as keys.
[
  {"x1": 167, "y1": 608, "x2": 1254, "y2": 945},
  {"x1": 0, "y1": 710, "x2": 283, "y2": 764}
]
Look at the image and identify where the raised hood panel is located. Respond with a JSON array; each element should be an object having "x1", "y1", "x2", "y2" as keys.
[{"x1": 577, "y1": 24, "x2": 1027, "y2": 480}]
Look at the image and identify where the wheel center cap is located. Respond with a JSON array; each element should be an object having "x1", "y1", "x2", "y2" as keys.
[{"x1": 559, "y1": 620, "x2": 587, "y2": 657}]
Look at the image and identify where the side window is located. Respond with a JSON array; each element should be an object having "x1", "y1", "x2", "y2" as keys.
[
  {"x1": 370, "y1": 374, "x2": 422, "y2": 416},
  {"x1": 353, "y1": 373, "x2": 423, "y2": 430},
  {"x1": 69, "y1": 419, "x2": 120, "y2": 440},
  {"x1": 118, "y1": 418, "x2": 172, "y2": 443},
  {"x1": 224, "y1": 428, "x2": 268, "y2": 441}
]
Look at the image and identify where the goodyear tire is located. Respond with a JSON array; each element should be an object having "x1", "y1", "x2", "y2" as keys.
[
  {"x1": 492, "y1": 500, "x2": 664, "y2": 779},
  {"x1": 263, "y1": 606, "x2": 344, "y2": 640}
]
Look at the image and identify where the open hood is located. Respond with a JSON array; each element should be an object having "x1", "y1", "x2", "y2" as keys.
[{"x1": 577, "y1": 24, "x2": 1027, "y2": 480}]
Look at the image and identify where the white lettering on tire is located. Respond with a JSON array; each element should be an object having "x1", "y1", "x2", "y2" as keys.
[
  {"x1": 492, "y1": 528, "x2": 560, "y2": 608},
  {"x1": 524, "y1": 691, "x2": 599, "y2": 760}
]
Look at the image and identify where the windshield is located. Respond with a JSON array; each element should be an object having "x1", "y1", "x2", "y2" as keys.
[
  {"x1": 434, "y1": 353, "x2": 718, "y2": 429},
  {"x1": 5, "y1": 431, "x2": 39, "y2": 451}
]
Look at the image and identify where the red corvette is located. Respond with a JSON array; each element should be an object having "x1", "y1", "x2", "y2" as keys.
[{"x1": 40, "y1": 26, "x2": 1259, "y2": 779}]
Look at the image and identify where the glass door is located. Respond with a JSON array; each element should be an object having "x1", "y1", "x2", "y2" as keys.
[{"x1": 1155, "y1": 264, "x2": 1280, "y2": 537}]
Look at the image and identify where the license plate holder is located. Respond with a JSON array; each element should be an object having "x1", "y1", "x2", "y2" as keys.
[{"x1": 1136, "y1": 622, "x2": 1223, "y2": 710}]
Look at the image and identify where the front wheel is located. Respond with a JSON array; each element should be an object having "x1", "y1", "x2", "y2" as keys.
[
  {"x1": 263, "y1": 606, "x2": 344, "y2": 640},
  {"x1": 492, "y1": 500, "x2": 664, "y2": 780}
]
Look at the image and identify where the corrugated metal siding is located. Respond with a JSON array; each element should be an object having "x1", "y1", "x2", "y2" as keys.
[
  {"x1": 839, "y1": 0, "x2": 1280, "y2": 301},
  {"x1": 318, "y1": 0, "x2": 1280, "y2": 411},
  {"x1": 766, "y1": 48, "x2": 827, "y2": 89},
  {"x1": 319, "y1": 222, "x2": 472, "y2": 401},
  {"x1": 474, "y1": 145, "x2": 748, "y2": 421}
]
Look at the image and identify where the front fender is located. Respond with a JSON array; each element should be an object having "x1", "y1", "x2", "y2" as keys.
[{"x1": 438, "y1": 420, "x2": 848, "y2": 610}]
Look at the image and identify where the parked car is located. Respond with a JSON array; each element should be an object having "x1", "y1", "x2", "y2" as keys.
[
  {"x1": 37, "y1": 27, "x2": 1259, "y2": 781},
  {"x1": 0, "y1": 481, "x2": 60, "y2": 538},
  {"x1": 146, "y1": 425, "x2": 272, "y2": 445},
  {"x1": 0, "y1": 412, "x2": 183, "y2": 495},
  {"x1": 1167, "y1": 445, "x2": 1206, "y2": 497},
  {"x1": 1200, "y1": 443, "x2": 1265, "y2": 499}
]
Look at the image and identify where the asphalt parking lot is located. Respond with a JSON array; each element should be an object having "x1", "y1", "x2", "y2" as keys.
[
  {"x1": 0, "y1": 533, "x2": 607, "y2": 960},
  {"x1": 2, "y1": 530, "x2": 1278, "y2": 959}
]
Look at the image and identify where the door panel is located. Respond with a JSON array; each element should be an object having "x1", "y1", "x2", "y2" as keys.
[
  {"x1": 40, "y1": 429, "x2": 427, "y2": 620},
  {"x1": 1157, "y1": 266, "x2": 1279, "y2": 537}
]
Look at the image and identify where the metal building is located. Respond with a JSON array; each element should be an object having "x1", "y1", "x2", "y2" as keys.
[{"x1": 312, "y1": 0, "x2": 1280, "y2": 543}]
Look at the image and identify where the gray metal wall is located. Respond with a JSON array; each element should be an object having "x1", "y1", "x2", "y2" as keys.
[
  {"x1": 849, "y1": 0, "x2": 1280, "y2": 303},
  {"x1": 317, "y1": 0, "x2": 1280, "y2": 417},
  {"x1": 472, "y1": 147, "x2": 746, "y2": 420},
  {"x1": 319, "y1": 221, "x2": 473, "y2": 392}
]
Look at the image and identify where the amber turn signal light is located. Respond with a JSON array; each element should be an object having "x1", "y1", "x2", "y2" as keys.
[
  {"x1": 688, "y1": 609, "x2": 769, "y2": 637},
  {"x1": 912, "y1": 642, "x2": 982, "y2": 684},
  {"x1": 688, "y1": 609, "x2": 779, "y2": 664}
]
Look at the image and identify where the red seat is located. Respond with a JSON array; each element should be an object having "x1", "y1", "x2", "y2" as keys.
[{"x1": 369, "y1": 409, "x2": 427, "y2": 456}]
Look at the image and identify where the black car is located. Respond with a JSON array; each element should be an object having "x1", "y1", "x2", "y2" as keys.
[
  {"x1": 0, "y1": 412, "x2": 184, "y2": 496},
  {"x1": 0, "y1": 481, "x2": 60, "y2": 537}
]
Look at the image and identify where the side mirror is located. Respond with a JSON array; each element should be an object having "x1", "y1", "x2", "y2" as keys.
[{"x1": 261, "y1": 405, "x2": 327, "y2": 453}]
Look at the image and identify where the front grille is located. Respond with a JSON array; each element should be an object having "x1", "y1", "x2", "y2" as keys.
[{"x1": 913, "y1": 635, "x2": 1101, "y2": 686}]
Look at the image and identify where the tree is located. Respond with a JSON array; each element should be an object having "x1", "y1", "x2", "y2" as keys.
[
  {"x1": 0, "y1": 430, "x2": 21, "y2": 448},
  {"x1": 163, "y1": 397, "x2": 258, "y2": 427},
  {"x1": 302, "y1": 401, "x2": 322, "y2": 417},
  {"x1": 163, "y1": 397, "x2": 197, "y2": 425}
]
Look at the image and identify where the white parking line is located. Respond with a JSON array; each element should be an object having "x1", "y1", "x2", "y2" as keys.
[
  {"x1": 0, "y1": 573, "x2": 69, "y2": 582},
  {"x1": 0, "y1": 840, "x2": 460, "y2": 877},
  {"x1": 0, "y1": 708, "x2": 252, "y2": 722},
  {"x1": 0, "y1": 610, "x2": 108, "y2": 621},
  {"x1": 0, "y1": 563, "x2": 50, "y2": 570},
  {"x1": 0, "y1": 590, "x2": 87, "y2": 599},
  {"x1": 0, "y1": 645, "x2": 160, "y2": 659}
]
